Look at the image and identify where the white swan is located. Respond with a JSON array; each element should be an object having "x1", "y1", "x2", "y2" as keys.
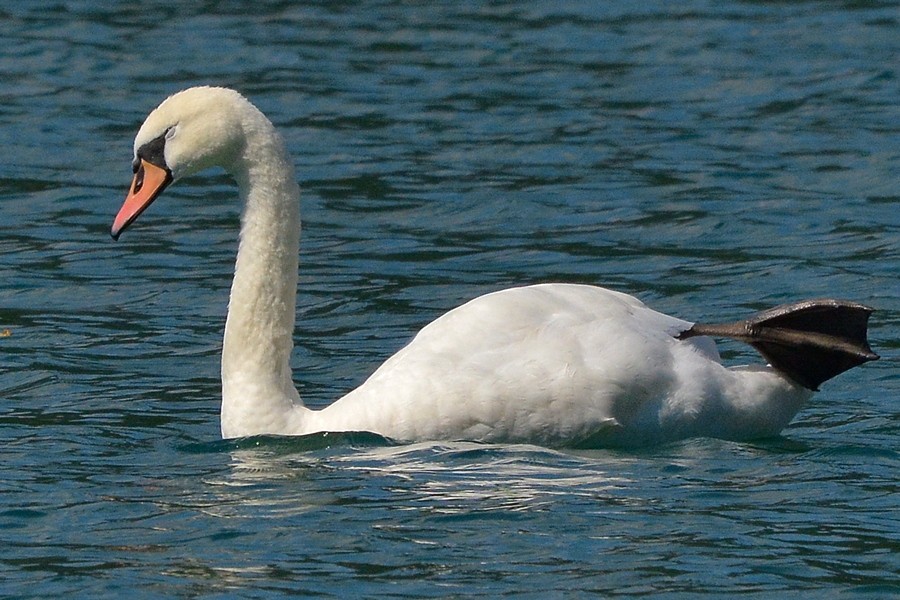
[{"x1": 112, "y1": 87, "x2": 877, "y2": 447}]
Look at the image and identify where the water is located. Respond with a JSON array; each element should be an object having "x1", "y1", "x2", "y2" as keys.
[{"x1": 1, "y1": 1, "x2": 897, "y2": 597}]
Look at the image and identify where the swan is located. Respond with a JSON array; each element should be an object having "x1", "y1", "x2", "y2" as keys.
[{"x1": 111, "y1": 86, "x2": 878, "y2": 447}]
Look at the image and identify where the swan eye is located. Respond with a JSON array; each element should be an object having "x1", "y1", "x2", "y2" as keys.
[{"x1": 164, "y1": 125, "x2": 177, "y2": 140}]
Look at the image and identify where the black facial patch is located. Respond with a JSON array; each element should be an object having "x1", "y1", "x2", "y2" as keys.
[{"x1": 136, "y1": 131, "x2": 169, "y2": 171}]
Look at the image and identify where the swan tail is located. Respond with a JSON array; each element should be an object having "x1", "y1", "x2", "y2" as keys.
[{"x1": 677, "y1": 299, "x2": 879, "y2": 390}]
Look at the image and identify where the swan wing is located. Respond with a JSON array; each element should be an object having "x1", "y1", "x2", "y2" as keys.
[{"x1": 314, "y1": 284, "x2": 701, "y2": 445}]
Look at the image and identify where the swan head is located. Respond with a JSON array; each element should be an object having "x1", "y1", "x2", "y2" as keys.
[{"x1": 111, "y1": 86, "x2": 254, "y2": 239}]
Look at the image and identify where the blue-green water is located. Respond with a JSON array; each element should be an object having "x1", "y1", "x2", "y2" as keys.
[{"x1": 1, "y1": 1, "x2": 898, "y2": 597}]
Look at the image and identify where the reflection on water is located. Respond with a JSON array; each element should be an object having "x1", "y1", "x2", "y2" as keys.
[{"x1": 217, "y1": 439, "x2": 632, "y2": 519}]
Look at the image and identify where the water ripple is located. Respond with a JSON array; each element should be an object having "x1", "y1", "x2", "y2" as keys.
[{"x1": 0, "y1": 1, "x2": 896, "y2": 597}]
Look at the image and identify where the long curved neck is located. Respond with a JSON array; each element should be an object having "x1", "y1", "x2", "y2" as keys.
[{"x1": 220, "y1": 117, "x2": 304, "y2": 438}]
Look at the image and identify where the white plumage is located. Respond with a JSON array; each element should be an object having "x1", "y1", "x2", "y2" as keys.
[{"x1": 113, "y1": 86, "x2": 868, "y2": 448}]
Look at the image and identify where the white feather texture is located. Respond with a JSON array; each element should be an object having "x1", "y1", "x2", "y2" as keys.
[{"x1": 130, "y1": 87, "x2": 811, "y2": 447}]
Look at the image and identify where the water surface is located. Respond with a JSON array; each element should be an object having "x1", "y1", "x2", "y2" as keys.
[{"x1": 0, "y1": 1, "x2": 897, "y2": 597}]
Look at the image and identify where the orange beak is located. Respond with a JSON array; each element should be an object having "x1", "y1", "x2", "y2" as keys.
[{"x1": 111, "y1": 159, "x2": 172, "y2": 240}]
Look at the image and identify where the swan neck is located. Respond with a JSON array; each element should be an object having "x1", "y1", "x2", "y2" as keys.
[{"x1": 220, "y1": 119, "x2": 304, "y2": 437}]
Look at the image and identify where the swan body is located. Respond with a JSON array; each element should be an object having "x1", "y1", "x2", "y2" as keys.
[
  {"x1": 304, "y1": 284, "x2": 809, "y2": 447},
  {"x1": 112, "y1": 87, "x2": 876, "y2": 447}
]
